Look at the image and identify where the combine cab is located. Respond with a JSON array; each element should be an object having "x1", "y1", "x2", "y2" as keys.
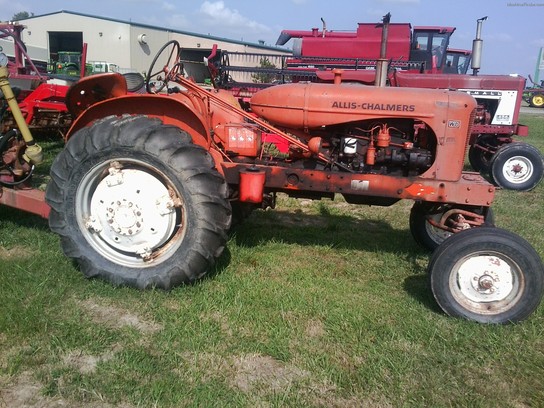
[{"x1": 444, "y1": 49, "x2": 472, "y2": 74}]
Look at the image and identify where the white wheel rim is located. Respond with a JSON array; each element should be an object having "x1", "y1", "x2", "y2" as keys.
[
  {"x1": 76, "y1": 159, "x2": 185, "y2": 267},
  {"x1": 449, "y1": 251, "x2": 523, "y2": 315},
  {"x1": 424, "y1": 213, "x2": 452, "y2": 245},
  {"x1": 501, "y1": 155, "x2": 534, "y2": 184}
]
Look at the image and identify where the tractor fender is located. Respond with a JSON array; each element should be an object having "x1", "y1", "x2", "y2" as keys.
[
  {"x1": 66, "y1": 94, "x2": 211, "y2": 149},
  {"x1": 65, "y1": 72, "x2": 129, "y2": 117}
]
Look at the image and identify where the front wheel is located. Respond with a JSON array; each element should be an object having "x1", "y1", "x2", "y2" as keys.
[
  {"x1": 490, "y1": 142, "x2": 544, "y2": 191},
  {"x1": 45, "y1": 115, "x2": 231, "y2": 289},
  {"x1": 428, "y1": 227, "x2": 544, "y2": 323}
]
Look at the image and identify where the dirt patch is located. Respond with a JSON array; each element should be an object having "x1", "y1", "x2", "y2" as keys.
[
  {"x1": 80, "y1": 299, "x2": 162, "y2": 334},
  {"x1": 0, "y1": 246, "x2": 33, "y2": 261},
  {"x1": 176, "y1": 351, "x2": 387, "y2": 405},
  {"x1": 312, "y1": 393, "x2": 394, "y2": 408},
  {"x1": 62, "y1": 346, "x2": 120, "y2": 375},
  {"x1": 0, "y1": 371, "x2": 136, "y2": 408},
  {"x1": 305, "y1": 319, "x2": 326, "y2": 338},
  {"x1": 230, "y1": 353, "x2": 309, "y2": 393},
  {"x1": 177, "y1": 351, "x2": 309, "y2": 394},
  {"x1": 0, "y1": 371, "x2": 68, "y2": 408}
]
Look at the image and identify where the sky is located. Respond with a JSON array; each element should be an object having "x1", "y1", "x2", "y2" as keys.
[{"x1": 0, "y1": 0, "x2": 542, "y2": 79}]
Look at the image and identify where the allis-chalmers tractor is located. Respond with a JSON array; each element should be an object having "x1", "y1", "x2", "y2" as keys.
[{"x1": 1, "y1": 39, "x2": 543, "y2": 325}]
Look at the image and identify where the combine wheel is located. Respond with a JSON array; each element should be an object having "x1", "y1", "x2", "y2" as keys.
[
  {"x1": 145, "y1": 40, "x2": 182, "y2": 94},
  {"x1": 530, "y1": 93, "x2": 544, "y2": 108},
  {"x1": 409, "y1": 202, "x2": 494, "y2": 251},
  {"x1": 490, "y1": 142, "x2": 544, "y2": 191},
  {"x1": 45, "y1": 115, "x2": 231, "y2": 289},
  {"x1": 428, "y1": 227, "x2": 544, "y2": 324}
]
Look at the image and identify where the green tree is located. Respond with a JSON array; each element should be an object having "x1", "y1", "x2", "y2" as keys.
[
  {"x1": 11, "y1": 11, "x2": 34, "y2": 21},
  {"x1": 251, "y1": 57, "x2": 279, "y2": 84}
]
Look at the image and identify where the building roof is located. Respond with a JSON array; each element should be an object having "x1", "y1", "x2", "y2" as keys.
[{"x1": 21, "y1": 10, "x2": 288, "y2": 52}]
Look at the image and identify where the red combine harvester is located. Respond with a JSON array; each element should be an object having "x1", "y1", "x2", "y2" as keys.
[
  {"x1": 0, "y1": 30, "x2": 543, "y2": 324},
  {"x1": 202, "y1": 16, "x2": 543, "y2": 191},
  {"x1": 276, "y1": 17, "x2": 456, "y2": 74}
]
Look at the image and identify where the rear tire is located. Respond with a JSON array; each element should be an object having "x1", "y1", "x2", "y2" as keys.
[
  {"x1": 429, "y1": 227, "x2": 544, "y2": 323},
  {"x1": 45, "y1": 115, "x2": 231, "y2": 289},
  {"x1": 490, "y1": 142, "x2": 544, "y2": 191}
]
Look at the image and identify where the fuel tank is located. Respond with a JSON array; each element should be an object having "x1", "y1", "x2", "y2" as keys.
[{"x1": 250, "y1": 82, "x2": 475, "y2": 129}]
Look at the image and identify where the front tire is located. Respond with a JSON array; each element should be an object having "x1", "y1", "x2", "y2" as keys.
[
  {"x1": 45, "y1": 115, "x2": 231, "y2": 289},
  {"x1": 429, "y1": 227, "x2": 544, "y2": 323},
  {"x1": 490, "y1": 142, "x2": 544, "y2": 191}
]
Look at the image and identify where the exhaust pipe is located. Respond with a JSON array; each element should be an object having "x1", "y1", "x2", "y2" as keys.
[
  {"x1": 375, "y1": 13, "x2": 391, "y2": 87},
  {"x1": 471, "y1": 16, "x2": 487, "y2": 76},
  {"x1": 321, "y1": 17, "x2": 327, "y2": 38}
]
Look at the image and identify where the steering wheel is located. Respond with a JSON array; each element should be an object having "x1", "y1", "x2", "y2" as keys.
[{"x1": 145, "y1": 40, "x2": 182, "y2": 94}]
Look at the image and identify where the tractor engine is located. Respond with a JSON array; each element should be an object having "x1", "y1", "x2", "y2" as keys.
[
  {"x1": 248, "y1": 82, "x2": 458, "y2": 177},
  {"x1": 329, "y1": 120, "x2": 434, "y2": 176}
]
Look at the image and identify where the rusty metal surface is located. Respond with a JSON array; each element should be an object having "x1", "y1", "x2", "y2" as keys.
[
  {"x1": 0, "y1": 187, "x2": 49, "y2": 218},
  {"x1": 221, "y1": 163, "x2": 494, "y2": 207}
]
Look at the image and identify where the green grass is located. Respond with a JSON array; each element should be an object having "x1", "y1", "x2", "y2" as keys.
[{"x1": 1, "y1": 114, "x2": 543, "y2": 407}]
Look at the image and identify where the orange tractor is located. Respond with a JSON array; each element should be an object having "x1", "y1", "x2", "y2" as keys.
[{"x1": 1, "y1": 38, "x2": 543, "y2": 324}]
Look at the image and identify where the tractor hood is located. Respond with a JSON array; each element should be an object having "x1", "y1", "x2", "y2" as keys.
[{"x1": 250, "y1": 82, "x2": 476, "y2": 130}]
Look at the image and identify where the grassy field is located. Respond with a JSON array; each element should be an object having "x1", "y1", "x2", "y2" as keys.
[{"x1": 1, "y1": 114, "x2": 543, "y2": 407}]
